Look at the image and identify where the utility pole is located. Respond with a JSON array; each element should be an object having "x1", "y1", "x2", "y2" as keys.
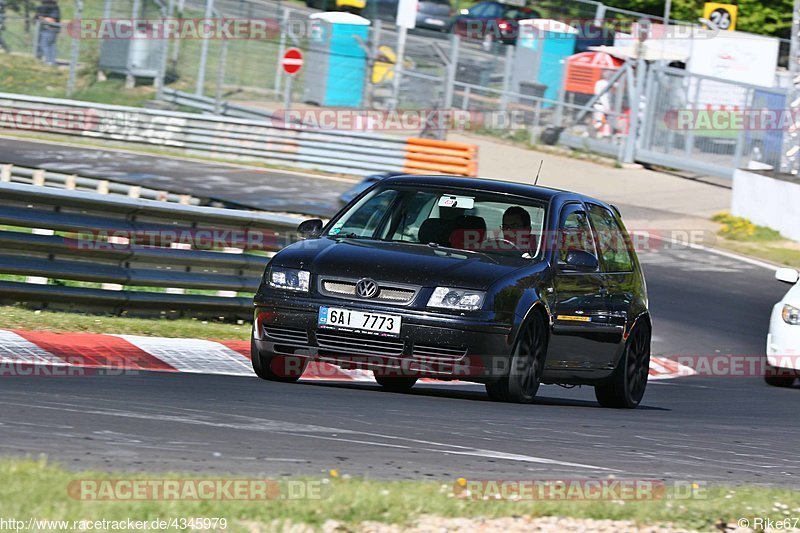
[
  {"x1": 781, "y1": 0, "x2": 800, "y2": 174},
  {"x1": 67, "y1": 0, "x2": 83, "y2": 97},
  {"x1": 195, "y1": 0, "x2": 214, "y2": 95},
  {"x1": 391, "y1": 0, "x2": 418, "y2": 110}
]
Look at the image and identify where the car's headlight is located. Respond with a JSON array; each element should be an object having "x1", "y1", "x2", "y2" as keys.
[
  {"x1": 268, "y1": 267, "x2": 310, "y2": 292},
  {"x1": 783, "y1": 304, "x2": 800, "y2": 325},
  {"x1": 427, "y1": 287, "x2": 485, "y2": 311}
]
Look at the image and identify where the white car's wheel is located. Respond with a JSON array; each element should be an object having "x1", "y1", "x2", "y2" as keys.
[{"x1": 764, "y1": 362, "x2": 796, "y2": 387}]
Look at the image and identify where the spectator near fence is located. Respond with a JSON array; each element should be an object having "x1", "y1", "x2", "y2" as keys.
[
  {"x1": 0, "y1": 0, "x2": 10, "y2": 53},
  {"x1": 34, "y1": 0, "x2": 60, "y2": 65}
]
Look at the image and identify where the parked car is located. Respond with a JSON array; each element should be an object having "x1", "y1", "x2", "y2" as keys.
[
  {"x1": 252, "y1": 175, "x2": 652, "y2": 408},
  {"x1": 765, "y1": 268, "x2": 800, "y2": 387},
  {"x1": 414, "y1": 0, "x2": 453, "y2": 31},
  {"x1": 364, "y1": 0, "x2": 453, "y2": 31},
  {"x1": 307, "y1": 0, "x2": 453, "y2": 31},
  {"x1": 450, "y1": 1, "x2": 540, "y2": 48}
]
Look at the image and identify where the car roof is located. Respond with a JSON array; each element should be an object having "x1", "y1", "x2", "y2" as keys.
[{"x1": 381, "y1": 174, "x2": 614, "y2": 210}]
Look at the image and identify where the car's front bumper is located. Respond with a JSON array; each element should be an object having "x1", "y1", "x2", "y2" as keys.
[
  {"x1": 767, "y1": 302, "x2": 800, "y2": 371},
  {"x1": 253, "y1": 294, "x2": 514, "y2": 381},
  {"x1": 415, "y1": 13, "x2": 449, "y2": 31}
]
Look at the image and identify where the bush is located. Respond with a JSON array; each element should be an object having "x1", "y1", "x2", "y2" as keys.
[{"x1": 712, "y1": 212, "x2": 783, "y2": 242}]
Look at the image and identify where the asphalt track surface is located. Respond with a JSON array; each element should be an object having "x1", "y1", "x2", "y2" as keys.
[
  {"x1": 0, "y1": 138, "x2": 352, "y2": 217},
  {"x1": 1, "y1": 138, "x2": 798, "y2": 484},
  {"x1": 1, "y1": 236, "x2": 797, "y2": 485}
]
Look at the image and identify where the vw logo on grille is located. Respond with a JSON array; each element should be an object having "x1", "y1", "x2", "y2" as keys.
[{"x1": 355, "y1": 278, "x2": 380, "y2": 299}]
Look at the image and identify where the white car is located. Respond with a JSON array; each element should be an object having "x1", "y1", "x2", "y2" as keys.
[{"x1": 766, "y1": 268, "x2": 800, "y2": 387}]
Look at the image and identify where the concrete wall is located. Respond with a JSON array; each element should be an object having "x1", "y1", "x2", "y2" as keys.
[{"x1": 732, "y1": 169, "x2": 800, "y2": 242}]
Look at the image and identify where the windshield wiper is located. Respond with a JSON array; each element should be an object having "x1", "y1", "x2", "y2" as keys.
[
  {"x1": 336, "y1": 232, "x2": 380, "y2": 240},
  {"x1": 422, "y1": 242, "x2": 500, "y2": 264}
]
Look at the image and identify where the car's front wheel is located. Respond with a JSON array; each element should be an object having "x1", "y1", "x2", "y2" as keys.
[
  {"x1": 251, "y1": 338, "x2": 308, "y2": 383},
  {"x1": 595, "y1": 322, "x2": 650, "y2": 408},
  {"x1": 375, "y1": 375, "x2": 418, "y2": 392},
  {"x1": 485, "y1": 312, "x2": 547, "y2": 403}
]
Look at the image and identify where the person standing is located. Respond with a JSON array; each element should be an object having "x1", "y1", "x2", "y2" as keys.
[
  {"x1": 35, "y1": 0, "x2": 60, "y2": 65},
  {"x1": 0, "y1": 0, "x2": 10, "y2": 53}
]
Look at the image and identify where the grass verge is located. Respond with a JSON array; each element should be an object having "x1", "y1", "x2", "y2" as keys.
[
  {"x1": 0, "y1": 305, "x2": 250, "y2": 340},
  {"x1": 1, "y1": 459, "x2": 799, "y2": 532},
  {"x1": 0, "y1": 53, "x2": 157, "y2": 107},
  {"x1": 711, "y1": 213, "x2": 800, "y2": 268}
]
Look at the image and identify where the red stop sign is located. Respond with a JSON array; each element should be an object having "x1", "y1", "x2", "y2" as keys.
[{"x1": 281, "y1": 48, "x2": 304, "y2": 76}]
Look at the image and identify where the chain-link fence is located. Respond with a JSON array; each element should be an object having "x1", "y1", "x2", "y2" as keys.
[
  {"x1": 0, "y1": 0, "x2": 793, "y2": 179},
  {"x1": 638, "y1": 64, "x2": 788, "y2": 176}
]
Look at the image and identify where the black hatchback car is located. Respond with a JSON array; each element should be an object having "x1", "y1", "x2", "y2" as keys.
[{"x1": 252, "y1": 175, "x2": 651, "y2": 408}]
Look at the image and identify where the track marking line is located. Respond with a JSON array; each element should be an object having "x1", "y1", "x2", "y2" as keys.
[{"x1": 647, "y1": 233, "x2": 779, "y2": 271}]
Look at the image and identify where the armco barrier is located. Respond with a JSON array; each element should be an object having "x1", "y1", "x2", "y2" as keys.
[
  {"x1": 0, "y1": 163, "x2": 200, "y2": 205},
  {"x1": 0, "y1": 92, "x2": 478, "y2": 177},
  {"x1": 404, "y1": 138, "x2": 478, "y2": 177},
  {"x1": 0, "y1": 182, "x2": 305, "y2": 318}
]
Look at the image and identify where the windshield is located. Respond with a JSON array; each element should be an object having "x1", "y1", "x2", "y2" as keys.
[{"x1": 325, "y1": 186, "x2": 547, "y2": 258}]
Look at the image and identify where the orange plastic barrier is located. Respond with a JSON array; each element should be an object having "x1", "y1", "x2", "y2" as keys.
[{"x1": 403, "y1": 138, "x2": 478, "y2": 177}]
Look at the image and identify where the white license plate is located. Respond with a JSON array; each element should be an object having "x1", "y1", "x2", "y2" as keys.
[
  {"x1": 318, "y1": 307, "x2": 401, "y2": 336},
  {"x1": 425, "y1": 18, "x2": 445, "y2": 26}
]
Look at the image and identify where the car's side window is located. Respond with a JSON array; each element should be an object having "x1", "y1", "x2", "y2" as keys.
[
  {"x1": 336, "y1": 189, "x2": 398, "y2": 237},
  {"x1": 558, "y1": 206, "x2": 598, "y2": 268},
  {"x1": 390, "y1": 192, "x2": 438, "y2": 242},
  {"x1": 484, "y1": 4, "x2": 503, "y2": 17},
  {"x1": 467, "y1": 3, "x2": 488, "y2": 16},
  {"x1": 586, "y1": 204, "x2": 634, "y2": 272}
]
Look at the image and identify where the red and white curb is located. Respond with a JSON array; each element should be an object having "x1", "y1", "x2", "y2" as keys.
[{"x1": 0, "y1": 329, "x2": 695, "y2": 382}]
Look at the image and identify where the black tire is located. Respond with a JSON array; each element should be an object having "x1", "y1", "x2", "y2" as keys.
[
  {"x1": 540, "y1": 126, "x2": 563, "y2": 145},
  {"x1": 374, "y1": 375, "x2": 418, "y2": 392},
  {"x1": 485, "y1": 312, "x2": 548, "y2": 403},
  {"x1": 250, "y1": 338, "x2": 308, "y2": 383},
  {"x1": 595, "y1": 322, "x2": 651, "y2": 408},
  {"x1": 764, "y1": 363, "x2": 796, "y2": 387}
]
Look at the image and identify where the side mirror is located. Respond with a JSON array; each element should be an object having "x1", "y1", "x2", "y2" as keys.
[
  {"x1": 775, "y1": 267, "x2": 799, "y2": 284},
  {"x1": 561, "y1": 250, "x2": 599, "y2": 272},
  {"x1": 297, "y1": 219, "x2": 323, "y2": 239}
]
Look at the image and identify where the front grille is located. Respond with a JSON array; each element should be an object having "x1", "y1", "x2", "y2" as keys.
[
  {"x1": 319, "y1": 278, "x2": 417, "y2": 305},
  {"x1": 264, "y1": 326, "x2": 309, "y2": 345},
  {"x1": 316, "y1": 330, "x2": 405, "y2": 357},
  {"x1": 412, "y1": 344, "x2": 467, "y2": 361}
]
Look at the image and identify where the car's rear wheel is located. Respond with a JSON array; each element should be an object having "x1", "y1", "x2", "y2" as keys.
[
  {"x1": 764, "y1": 363, "x2": 796, "y2": 387},
  {"x1": 374, "y1": 375, "x2": 418, "y2": 392},
  {"x1": 595, "y1": 322, "x2": 650, "y2": 408},
  {"x1": 485, "y1": 312, "x2": 547, "y2": 403},
  {"x1": 250, "y1": 338, "x2": 308, "y2": 383}
]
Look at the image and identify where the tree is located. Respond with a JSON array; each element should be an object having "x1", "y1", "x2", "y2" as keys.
[{"x1": 602, "y1": 0, "x2": 794, "y2": 39}]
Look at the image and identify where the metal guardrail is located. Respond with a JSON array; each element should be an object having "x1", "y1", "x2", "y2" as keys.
[
  {"x1": 0, "y1": 92, "x2": 479, "y2": 177},
  {"x1": 162, "y1": 89, "x2": 277, "y2": 122},
  {"x1": 0, "y1": 163, "x2": 200, "y2": 205},
  {"x1": 0, "y1": 182, "x2": 305, "y2": 318}
]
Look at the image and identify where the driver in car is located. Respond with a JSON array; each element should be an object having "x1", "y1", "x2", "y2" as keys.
[{"x1": 500, "y1": 206, "x2": 536, "y2": 253}]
